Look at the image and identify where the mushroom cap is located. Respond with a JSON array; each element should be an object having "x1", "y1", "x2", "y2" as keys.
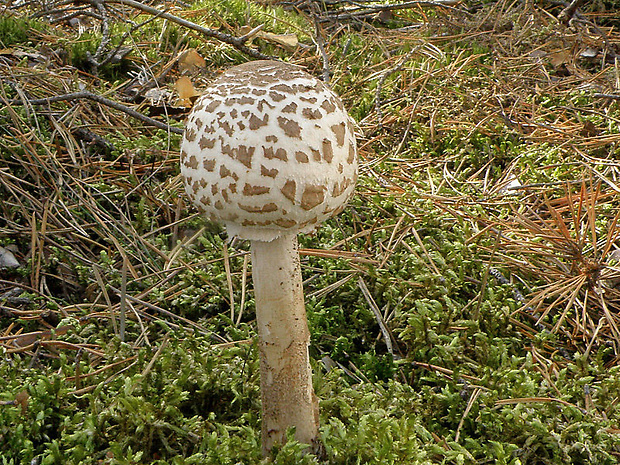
[{"x1": 180, "y1": 60, "x2": 358, "y2": 242}]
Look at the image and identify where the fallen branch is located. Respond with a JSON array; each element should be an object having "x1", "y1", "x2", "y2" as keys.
[
  {"x1": 4, "y1": 91, "x2": 184, "y2": 135},
  {"x1": 326, "y1": 0, "x2": 472, "y2": 21},
  {"x1": 103, "y1": 0, "x2": 275, "y2": 60},
  {"x1": 29, "y1": 0, "x2": 275, "y2": 62}
]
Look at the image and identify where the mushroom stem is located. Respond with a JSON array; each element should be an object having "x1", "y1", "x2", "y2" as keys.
[{"x1": 250, "y1": 233, "x2": 319, "y2": 454}]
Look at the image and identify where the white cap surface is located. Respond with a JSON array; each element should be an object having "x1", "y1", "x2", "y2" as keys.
[{"x1": 180, "y1": 60, "x2": 358, "y2": 241}]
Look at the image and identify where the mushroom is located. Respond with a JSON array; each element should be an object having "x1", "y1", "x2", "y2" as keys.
[{"x1": 180, "y1": 60, "x2": 358, "y2": 454}]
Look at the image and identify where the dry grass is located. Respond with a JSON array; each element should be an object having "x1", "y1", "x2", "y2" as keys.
[{"x1": 435, "y1": 176, "x2": 620, "y2": 363}]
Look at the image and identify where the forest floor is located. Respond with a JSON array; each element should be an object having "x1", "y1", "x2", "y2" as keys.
[{"x1": 1, "y1": 0, "x2": 620, "y2": 463}]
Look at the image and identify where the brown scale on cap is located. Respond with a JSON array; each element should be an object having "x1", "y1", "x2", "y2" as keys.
[{"x1": 180, "y1": 60, "x2": 358, "y2": 242}]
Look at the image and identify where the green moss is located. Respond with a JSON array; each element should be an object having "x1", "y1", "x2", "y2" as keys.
[
  {"x1": 0, "y1": 15, "x2": 45, "y2": 47},
  {"x1": 194, "y1": 0, "x2": 311, "y2": 38}
]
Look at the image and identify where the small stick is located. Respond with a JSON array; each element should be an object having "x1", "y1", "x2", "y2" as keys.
[{"x1": 311, "y1": 7, "x2": 331, "y2": 84}]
